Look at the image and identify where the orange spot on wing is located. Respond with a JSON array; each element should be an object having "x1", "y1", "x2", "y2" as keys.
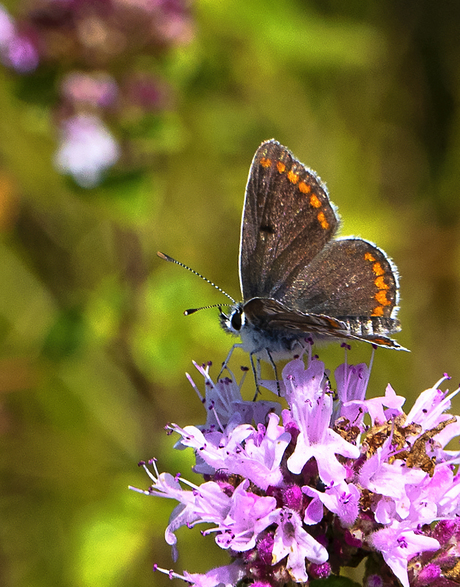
[
  {"x1": 260, "y1": 157, "x2": 271, "y2": 168},
  {"x1": 317, "y1": 211, "x2": 329, "y2": 230},
  {"x1": 310, "y1": 194, "x2": 322, "y2": 208},
  {"x1": 298, "y1": 181, "x2": 310, "y2": 194},
  {"x1": 372, "y1": 262, "x2": 385, "y2": 276},
  {"x1": 287, "y1": 170, "x2": 299, "y2": 184},
  {"x1": 375, "y1": 290, "x2": 391, "y2": 306},
  {"x1": 372, "y1": 337, "x2": 391, "y2": 346},
  {"x1": 374, "y1": 276, "x2": 389, "y2": 290},
  {"x1": 371, "y1": 306, "x2": 384, "y2": 317},
  {"x1": 364, "y1": 252, "x2": 376, "y2": 262},
  {"x1": 277, "y1": 161, "x2": 286, "y2": 173}
]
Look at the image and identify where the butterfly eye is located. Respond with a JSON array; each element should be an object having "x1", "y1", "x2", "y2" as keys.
[{"x1": 230, "y1": 309, "x2": 243, "y2": 331}]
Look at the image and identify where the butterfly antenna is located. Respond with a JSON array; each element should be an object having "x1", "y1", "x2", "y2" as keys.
[
  {"x1": 157, "y1": 252, "x2": 236, "y2": 310},
  {"x1": 184, "y1": 303, "x2": 231, "y2": 316}
]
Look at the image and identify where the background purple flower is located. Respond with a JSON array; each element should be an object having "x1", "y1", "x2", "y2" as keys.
[
  {"x1": 0, "y1": 0, "x2": 193, "y2": 185},
  {"x1": 54, "y1": 113, "x2": 120, "y2": 187}
]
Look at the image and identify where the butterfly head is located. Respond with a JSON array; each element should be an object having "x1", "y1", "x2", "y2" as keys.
[{"x1": 220, "y1": 302, "x2": 245, "y2": 335}]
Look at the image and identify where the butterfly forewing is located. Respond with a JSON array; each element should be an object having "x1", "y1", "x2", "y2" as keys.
[{"x1": 239, "y1": 140, "x2": 339, "y2": 300}]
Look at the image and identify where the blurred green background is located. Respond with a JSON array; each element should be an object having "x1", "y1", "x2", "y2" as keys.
[{"x1": 1, "y1": 0, "x2": 460, "y2": 585}]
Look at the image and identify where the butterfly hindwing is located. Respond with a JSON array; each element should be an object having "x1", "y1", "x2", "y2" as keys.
[{"x1": 273, "y1": 238, "x2": 399, "y2": 321}]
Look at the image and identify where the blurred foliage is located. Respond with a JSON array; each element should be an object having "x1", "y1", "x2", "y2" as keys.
[{"x1": 1, "y1": 0, "x2": 460, "y2": 586}]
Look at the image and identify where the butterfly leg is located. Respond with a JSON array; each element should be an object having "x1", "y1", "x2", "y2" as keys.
[
  {"x1": 249, "y1": 352, "x2": 261, "y2": 400},
  {"x1": 217, "y1": 343, "x2": 244, "y2": 381},
  {"x1": 249, "y1": 348, "x2": 280, "y2": 400}
]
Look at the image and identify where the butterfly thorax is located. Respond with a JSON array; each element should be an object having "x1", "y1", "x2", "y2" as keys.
[{"x1": 220, "y1": 300, "x2": 307, "y2": 360}]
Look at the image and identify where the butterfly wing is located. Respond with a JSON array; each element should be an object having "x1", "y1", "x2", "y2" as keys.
[
  {"x1": 243, "y1": 298, "x2": 347, "y2": 334},
  {"x1": 273, "y1": 238, "x2": 400, "y2": 322},
  {"x1": 239, "y1": 140, "x2": 339, "y2": 300},
  {"x1": 243, "y1": 296, "x2": 403, "y2": 350}
]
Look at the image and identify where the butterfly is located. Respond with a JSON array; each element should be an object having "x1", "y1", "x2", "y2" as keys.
[{"x1": 218, "y1": 139, "x2": 407, "y2": 363}]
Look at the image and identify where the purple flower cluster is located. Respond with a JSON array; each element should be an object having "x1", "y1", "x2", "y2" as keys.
[
  {"x1": 132, "y1": 356, "x2": 460, "y2": 587},
  {"x1": 1, "y1": 0, "x2": 193, "y2": 186},
  {"x1": 0, "y1": 5, "x2": 39, "y2": 72},
  {"x1": 10, "y1": 0, "x2": 193, "y2": 69},
  {"x1": 54, "y1": 113, "x2": 120, "y2": 187}
]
